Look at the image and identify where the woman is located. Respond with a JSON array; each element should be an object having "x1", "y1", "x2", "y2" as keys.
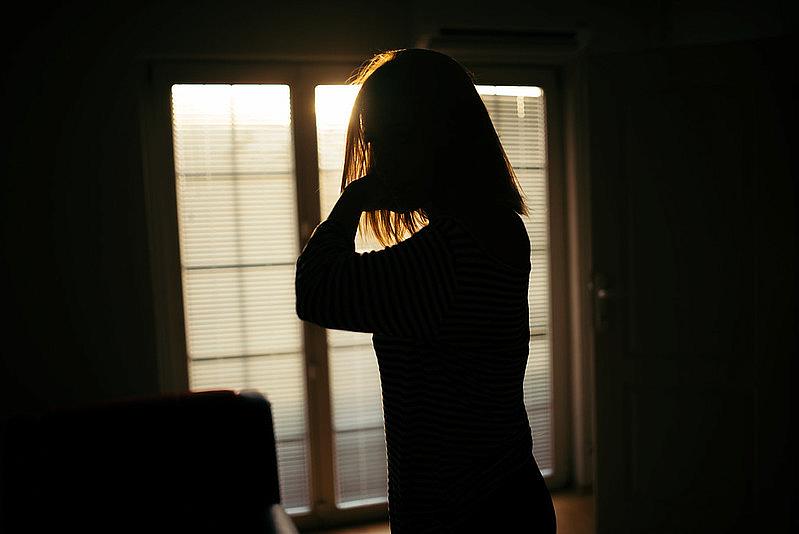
[{"x1": 295, "y1": 48, "x2": 556, "y2": 533}]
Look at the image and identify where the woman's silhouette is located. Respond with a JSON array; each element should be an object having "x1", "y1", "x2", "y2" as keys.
[{"x1": 295, "y1": 48, "x2": 556, "y2": 533}]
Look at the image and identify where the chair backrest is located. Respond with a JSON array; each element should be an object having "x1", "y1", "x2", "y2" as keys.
[{"x1": 1, "y1": 389, "x2": 282, "y2": 532}]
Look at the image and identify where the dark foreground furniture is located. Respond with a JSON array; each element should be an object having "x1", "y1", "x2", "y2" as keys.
[{"x1": 0, "y1": 389, "x2": 299, "y2": 533}]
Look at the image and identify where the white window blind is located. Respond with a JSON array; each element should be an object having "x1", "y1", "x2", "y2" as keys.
[
  {"x1": 170, "y1": 84, "x2": 311, "y2": 512},
  {"x1": 315, "y1": 84, "x2": 554, "y2": 508},
  {"x1": 476, "y1": 85, "x2": 553, "y2": 475}
]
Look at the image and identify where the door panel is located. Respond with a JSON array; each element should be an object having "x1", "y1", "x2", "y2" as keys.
[{"x1": 588, "y1": 37, "x2": 793, "y2": 534}]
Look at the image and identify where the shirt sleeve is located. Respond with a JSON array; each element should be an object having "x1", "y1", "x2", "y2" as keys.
[{"x1": 295, "y1": 218, "x2": 459, "y2": 339}]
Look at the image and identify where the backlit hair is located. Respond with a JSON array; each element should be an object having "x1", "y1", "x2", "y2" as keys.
[{"x1": 341, "y1": 48, "x2": 529, "y2": 247}]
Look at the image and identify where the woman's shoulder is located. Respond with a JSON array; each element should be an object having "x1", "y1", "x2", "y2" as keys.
[{"x1": 431, "y1": 209, "x2": 530, "y2": 272}]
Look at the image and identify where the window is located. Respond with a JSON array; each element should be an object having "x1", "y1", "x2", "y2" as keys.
[{"x1": 149, "y1": 62, "x2": 565, "y2": 529}]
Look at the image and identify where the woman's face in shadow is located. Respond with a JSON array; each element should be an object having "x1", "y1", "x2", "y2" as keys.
[{"x1": 365, "y1": 106, "x2": 435, "y2": 214}]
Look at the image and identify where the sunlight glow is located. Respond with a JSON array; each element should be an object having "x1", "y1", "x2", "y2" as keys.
[
  {"x1": 171, "y1": 84, "x2": 291, "y2": 126},
  {"x1": 475, "y1": 85, "x2": 543, "y2": 97},
  {"x1": 315, "y1": 85, "x2": 362, "y2": 128}
]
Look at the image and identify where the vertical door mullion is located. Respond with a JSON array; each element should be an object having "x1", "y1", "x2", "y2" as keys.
[{"x1": 291, "y1": 70, "x2": 337, "y2": 517}]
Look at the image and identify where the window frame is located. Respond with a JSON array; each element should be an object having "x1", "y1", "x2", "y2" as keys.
[{"x1": 138, "y1": 57, "x2": 572, "y2": 531}]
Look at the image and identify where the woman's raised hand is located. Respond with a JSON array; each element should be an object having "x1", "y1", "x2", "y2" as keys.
[{"x1": 347, "y1": 171, "x2": 400, "y2": 212}]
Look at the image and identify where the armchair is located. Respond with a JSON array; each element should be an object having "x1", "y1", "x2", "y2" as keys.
[{"x1": 0, "y1": 389, "x2": 299, "y2": 533}]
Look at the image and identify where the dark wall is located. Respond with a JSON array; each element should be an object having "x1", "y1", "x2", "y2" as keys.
[{"x1": 0, "y1": 0, "x2": 789, "y2": 417}]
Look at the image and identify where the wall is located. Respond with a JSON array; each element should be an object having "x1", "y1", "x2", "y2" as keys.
[{"x1": 0, "y1": 0, "x2": 787, "y2": 419}]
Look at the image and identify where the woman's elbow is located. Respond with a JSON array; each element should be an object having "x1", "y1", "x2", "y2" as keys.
[
  {"x1": 295, "y1": 263, "x2": 332, "y2": 324},
  {"x1": 295, "y1": 282, "x2": 310, "y2": 321},
  {"x1": 295, "y1": 263, "x2": 309, "y2": 319},
  {"x1": 296, "y1": 298, "x2": 314, "y2": 322},
  {"x1": 295, "y1": 280, "x2": 320, "y2": 323}
]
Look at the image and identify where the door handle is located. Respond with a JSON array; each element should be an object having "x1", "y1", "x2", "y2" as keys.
[{"x1": 590, "y1": 272, "x2": 624, "y2": 333}]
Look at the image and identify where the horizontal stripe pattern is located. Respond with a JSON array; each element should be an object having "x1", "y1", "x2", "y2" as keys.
[
  {"x1": 295, "y1": 217, "x2": 458, "y2": 340},
  {"x1": 295, "y1": 214, "x2": 536, "y2": 533}
]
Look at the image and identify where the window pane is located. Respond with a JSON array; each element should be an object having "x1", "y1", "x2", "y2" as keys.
[{"x1": 170, "y1": 84, "x2": 311, "y2": 512}]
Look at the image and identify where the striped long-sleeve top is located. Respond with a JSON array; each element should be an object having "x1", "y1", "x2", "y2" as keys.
[{"x1": 295, "y1": 213, "x2": 535, "y2": 533}]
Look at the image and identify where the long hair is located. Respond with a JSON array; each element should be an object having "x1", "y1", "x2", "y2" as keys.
[{"x1": 340, "y1": 48, "x2": 529, "y2": 247}]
